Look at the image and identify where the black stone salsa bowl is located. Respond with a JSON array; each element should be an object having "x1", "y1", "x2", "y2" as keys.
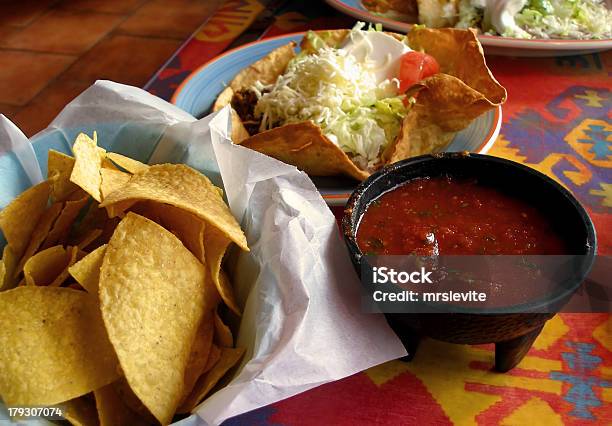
[{"x1": 342, "y1": 152, "x2": 597, "y2": 371}]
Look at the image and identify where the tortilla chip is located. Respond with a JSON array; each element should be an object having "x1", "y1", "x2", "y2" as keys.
[
  {"x1": 204, "y1": 226, "x2": 240, "y2": 315},
  {"x1": 0, "y1": 181, "x2": 50, "y2": 260},
  {"x1": 177, "y1": 347, "x2": 245, "y2": 413},
  {"x1": 407, "y1": 27, "x2": 507, "y2": 105},
  {"x1": 99, "y1": 164, "x2": 248, "y2": 251},
  {"x1": 76, "y1": 228, "x2": 103, "y2": 251},
  {"x1": 241, "y1": 122, "x2": 369, "y2": 181},
  {"x1": 95, "y1": 383, "x2": 148, "y2": 426},
  {"x1": 15, "y1": 202, "x2": 63, "y2": 276},
  {"x1": 48, "y1": 150, "x2": 80, "y2": 202},
  {"x1": 384, "y1": 73, "x2": 502, "y2": 162},
  {"x1": 105, "y1": 152, "x2": 149, "y2": 174},
  {"x1": 98, "y1": 212, "x2": 208, "y2": 425},
  {"x1": 139, "y1": 202, "x2": 207, "y2": 262},
  {"x1": 111, "y1": 379, "x2": 158, "y2": 424},
  {"x1": 49, "y1": 245, "x2": 79, "y2": 287},
  {"x1": 70, "y1": 133, "x2": 104, "y2": 202},
  {"x1": 23, "y1": 245, "x2": 70, "y2": 286},
  {"x1": 178, "y1": 343, "x2": 221, "y2": 411},
  {"x1": 68, "y1": 244, "x2": 106, "y2": 294},
  {"x1": 0, "y1": 286, "x2": 119, "y2": 405},
  {"x1": 213, "y1": 308, "x2": 233, "y2": 348},
  {"x1": 0, "y1": 256, "x2": 4, "y2": 290},
  {"x1": 182, "y1": 312, "x2": 215, "y2": 403},
  {"x1": 202, "y1": 344, "x2": 221, "y2": 375},
  {"x1": 100, "y1": 168, "x2": 131, "y2": 199},
  {"x1": 0, "y1": 245, "x2": 18, "y2": 291},
  {"x1": 72, "y1": 200, "x2": 104, "y2": 238},
  {"x1": 42, "y1": 192, "x2": 89, "y2": 250},
  {"x1": 62, "y1": 394, "x2": 99, "y2": 426}
]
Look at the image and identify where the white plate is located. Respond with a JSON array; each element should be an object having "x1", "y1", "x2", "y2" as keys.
[
  {"x1": 172, "y1": 33, "x2": 502, "y2": 206},
  {"x1": 325, "y1": 0, "x2": 612, "y2": 57}
]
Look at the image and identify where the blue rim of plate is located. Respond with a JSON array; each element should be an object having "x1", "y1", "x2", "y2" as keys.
[
  {"x1": 324, "y1": 0, "x2": 612, "y2": 52},
  {"x1": 172, "y1": 32, "x2": 502, "y2": 206}
]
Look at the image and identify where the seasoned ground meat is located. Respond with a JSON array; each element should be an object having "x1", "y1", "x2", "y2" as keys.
[{"x1": 231, "y1": 89, "x2": 263, "y2": 135}]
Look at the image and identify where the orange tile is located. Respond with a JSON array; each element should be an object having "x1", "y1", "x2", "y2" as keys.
[
  {"x1": 0, "y1": 50, "x2": 75, "y2": 106},
  {"x1": 61, "y1": 34, "x2": 182, "y2": 87},
  {"x1": 57, "y1": 0, "x2": 146, "y2": 14},
  {"x1": 1, "y1": 10, "x2": 123, "y2": 54},
  {"x1": 0, "y1": 0, "x2": 57, "y2": 28},
  {"x1": 117, "y1": 0, "x2": 223, "y2": 39},
  {"x1": 12, "y1": 80, "x2": 92, "y2": 137},
  {"x1": 0, "y1": 25, "x2": 18, "y2": 40}
]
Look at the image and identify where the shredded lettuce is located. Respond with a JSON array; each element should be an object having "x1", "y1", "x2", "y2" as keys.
[
  {"x1": 252, "y1": 42, "x2": 407, "y2": 170},
  {"x1": 455, "y1": 0, "x2": 486, "y2": 29},
  {"x1": 513, "y1": 0, "x2": 612, "y2": 39},
  {"x1": 456, "y1": 0, "x2": 611, "y2": 39}
]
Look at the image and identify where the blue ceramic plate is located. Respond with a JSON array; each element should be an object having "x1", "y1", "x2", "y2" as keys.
[
  {"x1": 324, "y1": 0, "x2": 612, "y2": 57},
  {"x1": 173, "y1": 33, "x2": 502, "y2": 206}
]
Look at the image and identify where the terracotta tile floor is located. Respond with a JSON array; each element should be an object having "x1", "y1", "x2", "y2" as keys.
[{"x1": 0, "y1": 0, "x2": 223, "y2": 136}]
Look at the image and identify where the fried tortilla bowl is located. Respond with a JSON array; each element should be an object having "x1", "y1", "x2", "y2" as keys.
[
  {"x1": 362, "y1": 0, "x2": 459, "y2": 28},
  {"x1": 214, "y1": 27, "x2": 506, "y2": 181}
]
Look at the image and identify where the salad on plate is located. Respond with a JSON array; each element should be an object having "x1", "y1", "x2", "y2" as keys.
[
  {"x1": 214, "y1": 23, "x2": 506, "y2": 181},
  {"x1": 363, "y1": 0, "x2": 612, "y2": 40}
]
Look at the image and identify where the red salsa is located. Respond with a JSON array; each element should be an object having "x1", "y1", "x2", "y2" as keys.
[{"x1": 356, "y1": 176, "x2": 568, "y2": 255}]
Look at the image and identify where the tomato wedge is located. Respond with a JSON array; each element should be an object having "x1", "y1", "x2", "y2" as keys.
[{"x1": 398, "y1": 51, "x2": 440, "y2": 93}]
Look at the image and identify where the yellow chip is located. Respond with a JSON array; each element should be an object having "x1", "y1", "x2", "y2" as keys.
[
  {"x1": 205, "y1": 227, "x2": 241, "y2": 315},
  {"x1": 49, "y1": 245, "x2": 79, "y2": 287},
  {"x1": 106, "y1": 152, "x2": 149, "y2": 174},
  {"x1": 202, "y1": 344, "x2": 221, "y2": 375},
  {"x1": 70, "y1": 201, "x2": 114, "y2": 248},
  {"x1": 70, "y1": 133, "x2": 104, "y2": 202},
  {"x1": 72, "y1": 200, "x2": 104, "y2": 237},
  {"x1": 0, "y1": 286, "x2": 120, "y2": 405},
  {"x1": 61, "y1": 394, "x2": 98, "y2": 426},
  {"x1": 179, "y1": 343, "x2": 220, "y2": 409},
  {"x1": 104, "y1": 199, "x2": 137, "y2": 219},
  {"x1": 100, "y1": 168, "x2": 131, "y2": 200},
  {"x1": 213, "y1": 308, "x2": 234, "y2": 348},
  {"x1": 0, "y1": 257, "x2": 4, "y2": 290},
  {"x1": 99, "y1": 212, "x2": 208, "y2": 425},
  {"x1": 15, "y1": 202, "x2": 63, "y2": 276},
  {"x1": 42, "y1": 192, "x2": 89, "y2": 250},
  {"x1": 68, "y1": 244, "x2": 106, "y2": 294},
  {"x1": 48, "y1": 150, "x2": 79, "y2": 202},
  {"x1": 0, "y1": 181, "x2": 50, "y2": 260},
  {"x1": 137, "y1": 201, "x2": 206, "y2": 262},
  {"x1": 23, "y1": 245, "x2": 70, "y2": 286},
  {"x1": 76, "y1": 228, "x2": 103, "y2": 251},
  {"x1": 182, "y1": 313, "x2": 215, "y2": 403},
  {"x1": 0, "y1": 245, "x2": 18, "y2": 291},
  {"x1": 94, "y1": 383, "x2": 148, "y2": 426},
  {"x1": 99, "y1": 164, "x2": 248, "y2": 251},
  {"x1": 178, "y1": 347, "x2": 245, "y2": 413},
  {"x1": 112, "y1": 379, "x2": 158, "y2": 424}
]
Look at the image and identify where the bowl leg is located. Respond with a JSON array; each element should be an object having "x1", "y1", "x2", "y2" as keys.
[{"x1": 494, "y1": 325, "x2": 544, "y2": 372}]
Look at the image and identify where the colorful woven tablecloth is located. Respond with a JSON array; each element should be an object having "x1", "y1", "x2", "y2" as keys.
[{"x1": 146, "y1": 1, "x2": 611, "y2": 423}]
